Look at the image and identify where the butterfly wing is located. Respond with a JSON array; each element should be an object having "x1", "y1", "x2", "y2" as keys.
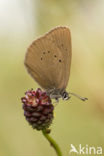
[
  {"x1": 25, "y1": 35, "x2": 63, "y2": 90},
  {"x1": 46, "y1": 26, "x2": 72, "y2": 90},
  {"x1": 25, "y1": 26, "x2": 71, "y2": 91}
]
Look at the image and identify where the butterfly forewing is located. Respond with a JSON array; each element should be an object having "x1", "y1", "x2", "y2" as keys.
[
  {"x1": 46, "y1": 27, "x2": 72, "y2": 90},
  {"x1": 25, "y1": 26, "x2": 71, "y2": 91}
]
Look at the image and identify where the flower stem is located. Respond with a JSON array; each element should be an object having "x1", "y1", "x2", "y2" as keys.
[{"x1": 42, "y1": 129, "x2": 63, "y2": 156}]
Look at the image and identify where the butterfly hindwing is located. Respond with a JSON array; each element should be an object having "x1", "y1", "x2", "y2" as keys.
[{"x1": 25, "y1": 34, "x2": 63, "y2": 90}]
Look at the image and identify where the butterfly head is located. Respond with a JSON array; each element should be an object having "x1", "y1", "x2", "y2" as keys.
[{"x1": 61, "y1": 91, "x2": 70, "y2": 100}]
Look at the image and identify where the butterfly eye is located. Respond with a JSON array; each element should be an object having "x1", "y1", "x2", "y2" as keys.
[
  {"x1": 62, "y1": 92, "x2": 69, "y2": 100},
  {"x1": 63, "y1": 92, "x2": 67, "y2": 98}
]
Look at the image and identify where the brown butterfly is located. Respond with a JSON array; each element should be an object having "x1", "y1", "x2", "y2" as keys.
[{"x1": 24, "y1": 26, "x2": 87, "y2": 102}]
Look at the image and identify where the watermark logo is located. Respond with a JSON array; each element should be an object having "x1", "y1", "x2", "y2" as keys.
[{"x1": 69, "y1": 144, "x2": 103, "y2": 155}]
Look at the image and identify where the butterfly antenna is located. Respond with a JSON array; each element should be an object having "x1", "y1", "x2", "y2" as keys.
[{"x1": 69, "y1": 92, "x2": 88, "y2": 101}]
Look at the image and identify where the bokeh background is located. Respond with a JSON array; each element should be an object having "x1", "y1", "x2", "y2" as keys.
[{"x1": 0, "y1": 0, "x2": 104, "y2": 156}]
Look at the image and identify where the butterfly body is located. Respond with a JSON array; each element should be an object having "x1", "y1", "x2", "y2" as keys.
[
  {"x1": 46, "y1": 88, "x2": 70, "y2": 101},
  {"x1": 25, "y1": 26, "x2": 88, "y2": 102}
]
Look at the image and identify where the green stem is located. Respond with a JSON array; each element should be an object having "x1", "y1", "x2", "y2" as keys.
[{"x1": 42, "y1": 129, "x2": 63, "y2": 156}]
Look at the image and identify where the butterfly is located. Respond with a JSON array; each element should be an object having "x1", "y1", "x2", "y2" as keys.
[{"x1": 24, "y1": 26, "x2": 87, "y2": 102}]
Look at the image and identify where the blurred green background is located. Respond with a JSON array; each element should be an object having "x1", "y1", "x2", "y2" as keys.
[{"x1": 0, "y1": 0, "x2": 104, "y2": 156}]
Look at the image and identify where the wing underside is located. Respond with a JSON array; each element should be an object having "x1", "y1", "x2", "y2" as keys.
[{"x1": 25, "y1": 26, "x2": 71, "y2": 91}]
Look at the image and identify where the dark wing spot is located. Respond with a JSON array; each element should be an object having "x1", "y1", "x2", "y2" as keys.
[
  {"x1": 43, "y1": 52, "x2": 45, "y2": 54},
  {"x1": 41, "y1": 57, "x2": 43, "y2": 60},
  {"x1": 48, "y1": 51, "x2": 50, "y2": 53},
  {"x1": 59, "y1": 59, "x2": 62, "y2": 62},
  {"x1": 54, "y1": 55, "x2": 57, "y2": 57}
]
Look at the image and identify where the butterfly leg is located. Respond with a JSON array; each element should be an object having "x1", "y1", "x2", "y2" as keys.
[
  {"x1": 52, "y1": 98, "x2": 59, "y2": 106},
  {"x1": 55, "y1": 97, "x2": 59, "y2": 103}
]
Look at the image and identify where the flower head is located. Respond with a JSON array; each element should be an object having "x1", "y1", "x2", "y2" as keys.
[{"x1": 21, "y1": 88, "x2": 54, "y2": 130}]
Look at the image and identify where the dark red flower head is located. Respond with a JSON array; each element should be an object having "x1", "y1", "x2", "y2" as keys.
[{"x1": 21, "y1": 88, "x2": 54, "y2": 130}]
